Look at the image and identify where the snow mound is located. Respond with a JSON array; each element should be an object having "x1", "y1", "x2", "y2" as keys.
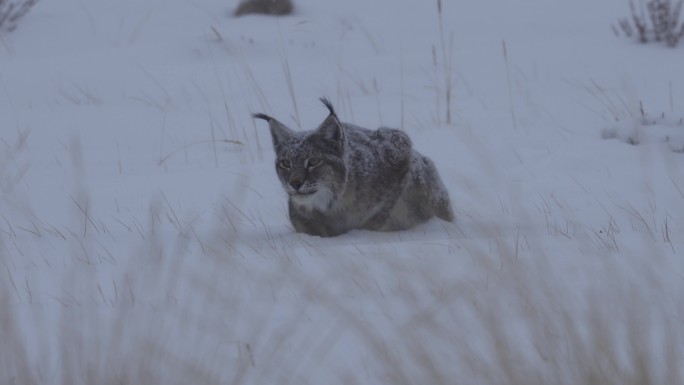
[{"x1": 602, "y1": 114, "x2": 684, "y2": 153}]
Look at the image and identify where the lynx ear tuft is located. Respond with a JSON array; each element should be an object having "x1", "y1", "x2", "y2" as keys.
[
  {"x1": 252, "y1": 113, "x2": 273, "y2": 122},
  {"x1": 253, "y1": 113, "x2": 294, "y2": 148},
  {"x1": 319, "y1": 97, "x2": 336, "y2": 118}
]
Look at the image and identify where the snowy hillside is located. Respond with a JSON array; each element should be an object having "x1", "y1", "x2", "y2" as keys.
[{"x1": 1, "y1": 0, "x2": 683, "y2": 383}]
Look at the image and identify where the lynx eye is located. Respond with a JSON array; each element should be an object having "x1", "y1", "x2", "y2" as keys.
[
  {"x1": 277, "y1": 159, "x2": 292, "y2": 170},
  {"x1": 306, "y1": 157, "x2": 322, "y2": 169}
]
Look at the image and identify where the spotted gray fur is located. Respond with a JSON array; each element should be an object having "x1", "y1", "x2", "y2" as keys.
[{"x1": 254, "y1": 98, "x2": 453, "y2": 237}]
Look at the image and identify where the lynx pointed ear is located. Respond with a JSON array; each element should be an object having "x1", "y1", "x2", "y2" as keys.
[
  {"x1": 253, "y1": 113, "x2": 294, "y2": 148},
  {"x1": 315, "y1": 98, "x2": 345, "y2": 153}
]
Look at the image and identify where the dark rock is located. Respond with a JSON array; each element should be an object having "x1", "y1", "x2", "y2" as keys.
[{"x1": 234, "y1": 0, "x2": 293, "y2": 17}]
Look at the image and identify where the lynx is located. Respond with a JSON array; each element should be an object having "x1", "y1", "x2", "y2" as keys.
[{"x1": 254, "y1": 98, "x2": 453, "y2": 237}]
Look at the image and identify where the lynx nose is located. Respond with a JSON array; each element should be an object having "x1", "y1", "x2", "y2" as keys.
[{"x1": 289, "y1": 178, "x2": 304, "y2": 191}]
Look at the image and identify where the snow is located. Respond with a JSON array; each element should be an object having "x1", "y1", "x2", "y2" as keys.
[
  {"x1": 603, "y1": 113, "x2": 684, "y2": 152},
  {"x1": 1, "y1": 0, "x2": 683, "y2": 383}
]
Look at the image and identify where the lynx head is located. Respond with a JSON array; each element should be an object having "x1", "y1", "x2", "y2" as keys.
[{"x1": 254, "y1": 98, "x2": 347, "y2": 211}]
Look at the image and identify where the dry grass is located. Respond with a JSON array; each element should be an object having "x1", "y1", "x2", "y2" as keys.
[
  {"x1": 431, "y1": 0, "x2": 456, "y2": 126},
  {"x1": 0, "y1": 0, "x2": 38, "y2": 32},
  {"x1": 1, "y1": 187, "x2": 682, "y2": 384},
  {"x1": 615, "y1": 0, "x2": 684, "y2": 47},
  {"x1": 502, "y1": 40, "x2": 518, "y2": 130}
]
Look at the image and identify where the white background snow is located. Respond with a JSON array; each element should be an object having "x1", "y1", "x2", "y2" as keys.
[{"x1": 1, "y1": 0, "x2": 683, "y2": 383}]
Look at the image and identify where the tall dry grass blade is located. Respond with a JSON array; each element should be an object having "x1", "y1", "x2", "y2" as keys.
[{"x1": 502, "y1": 40, "x2": 518, "y2": 130}]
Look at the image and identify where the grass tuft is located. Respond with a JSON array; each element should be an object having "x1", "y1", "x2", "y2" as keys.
[{"x1": 615, "y1": 0, "x2": 684, "y2": 47}]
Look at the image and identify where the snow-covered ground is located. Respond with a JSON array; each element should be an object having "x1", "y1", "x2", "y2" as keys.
[{"x1": 1, "y1": 0, "x2": 683, "y2": 383}]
